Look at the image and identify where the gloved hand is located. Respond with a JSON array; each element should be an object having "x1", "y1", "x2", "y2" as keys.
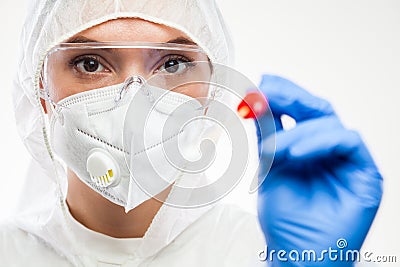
[{"x1": 256, "y1": 75, "x2": 383, "y2": 266}]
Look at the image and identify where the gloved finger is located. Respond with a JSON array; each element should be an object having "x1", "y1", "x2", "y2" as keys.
[
  {"x1": 289, "y1": 127, "x2": 380, "y2": 171},
  {"x1": 290, "y1": 129, "x2": 383, "y2": 205},
  {"x1": 332, "y1": 149, "x2": 383, "y2": 207},
  {"x1": 259, "y1": 74, "x2": 335, "y2": 122},
  {"x1": 260, "y1": 115, "x2": 343, "y2": 164},
  {"x1": 288, "y1": 129, "x2": 362, "y2": 162}
]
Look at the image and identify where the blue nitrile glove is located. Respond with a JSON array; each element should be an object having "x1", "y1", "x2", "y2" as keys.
[{"x1": 256, "y1": 75, "x2": 383, "y2": 266}]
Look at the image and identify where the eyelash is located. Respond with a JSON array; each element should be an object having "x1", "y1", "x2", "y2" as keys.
[
  {"x1": 67, "y1": 54, "x2": 195, "y2": 74},
  {"x1": 155, "y1": 54, "x2": 195, "y2": 71},
  {"x1": 68, "y1": 55, "x2": 108, "y2": 72}
]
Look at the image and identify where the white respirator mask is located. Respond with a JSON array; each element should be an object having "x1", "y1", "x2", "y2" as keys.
[{"x1": 48, "y1": 76, "x2": 213, "y2": 212}]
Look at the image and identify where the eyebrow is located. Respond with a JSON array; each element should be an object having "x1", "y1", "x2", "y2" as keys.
[
  {"x1": 67, "y1": 36, "x2": 197, "y2": 46},
  {"x1": 67, "y1": 36, "x2": 97, "y2": 43},
  {"x1": 166, "y1": 37, "x2": 197, "y2": 46}
]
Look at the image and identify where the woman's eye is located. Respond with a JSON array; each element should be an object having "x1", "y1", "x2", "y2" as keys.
[
  {"x1": 75, "y1": 57, "x2": 107, "y2": 73},
  {"x1": 159, "y1": 58, "x2": 191, "y2": 74}
]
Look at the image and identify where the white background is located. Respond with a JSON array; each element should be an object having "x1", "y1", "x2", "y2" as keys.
[
  {"x1": 0, "y1": 0, "x2": 399, "y2": 259},
  {"x1": 216, "y1": 0, "x2": 400, "y2": 258}
]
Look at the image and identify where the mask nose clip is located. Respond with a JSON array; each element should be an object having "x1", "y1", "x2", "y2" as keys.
[{"x1": 115, "y1": 75, "x2": 145, "y2": 103}]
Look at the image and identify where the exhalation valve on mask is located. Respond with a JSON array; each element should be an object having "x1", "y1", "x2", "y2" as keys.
[{"x1": 87, "y1": 148, "x2": 121, "y2": 188}]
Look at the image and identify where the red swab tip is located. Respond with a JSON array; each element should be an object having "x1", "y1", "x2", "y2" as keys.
[{"x1": 237, "y1": 91, "x2": 268, "y2": 119}]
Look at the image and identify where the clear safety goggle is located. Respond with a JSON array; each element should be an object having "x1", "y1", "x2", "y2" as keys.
[
  {"x1": 40, "y1": 42, "x2": 276, "y2": 202},
  {"x1": 40, "y1": 42, "x2": 213, "y2": 104}
]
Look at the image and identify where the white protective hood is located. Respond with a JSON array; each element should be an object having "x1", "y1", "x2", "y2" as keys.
[{"x1": 12, "y1": 0, "x2": 234, "y2": 265}]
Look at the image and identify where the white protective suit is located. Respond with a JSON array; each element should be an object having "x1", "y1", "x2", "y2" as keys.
[{"x1": 2, "y1": 0, "x2": 267, "y2": 266}]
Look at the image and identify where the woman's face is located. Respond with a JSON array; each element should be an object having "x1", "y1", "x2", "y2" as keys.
[{"x1": 44, "y1": 18, "x2": 211, "y2": 103}]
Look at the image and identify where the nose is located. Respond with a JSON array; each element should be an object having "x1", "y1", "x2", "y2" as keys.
[{"x1": 118, "y1": 50, "x2": 155, "y2": 82}]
